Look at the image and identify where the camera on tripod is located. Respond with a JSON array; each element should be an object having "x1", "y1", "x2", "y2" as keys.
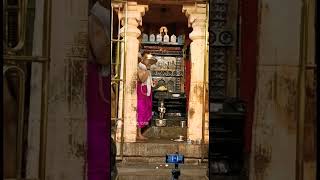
[{"x1": 166, "y1": 152, "x2": 184, "y2": 180}]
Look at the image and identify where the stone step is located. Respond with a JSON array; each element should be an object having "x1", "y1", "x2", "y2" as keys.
[
  {"x1": 118, "y1": 176, "x2": 208, "y2": 180},
  {"x1": 116, "y1": 140, "x2": 209, "y2": 158},
  {"x1": 121, "y1": 156, "x2": 208, "y2": 165},
  {"x1": 143, "y1": 126, "x2": 187, "y2": 139},
  {"x1": 117, "y1": 163, "x2": 208, "y2": 180}
]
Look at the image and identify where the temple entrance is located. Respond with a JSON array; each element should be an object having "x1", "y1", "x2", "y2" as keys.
[
  {"x1": 111, "y1": 1, "x2": 209, "y2": 179},
  {"x1": 137, "y1": 4, "x2": 191, "y2": 141},
  {"x1": 112, "y1": 1, "x2": 209, "y2": 144}
]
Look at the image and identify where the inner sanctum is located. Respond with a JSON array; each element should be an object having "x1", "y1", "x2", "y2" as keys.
[
  {"x1": 111, "y1": 1, "x2": 209, "y2": 143},
  {"x1": 139, "y1": 7, "x2": 191, "y2": 138}
]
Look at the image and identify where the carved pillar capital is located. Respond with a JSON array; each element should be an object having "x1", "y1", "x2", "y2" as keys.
[
  {"x1": 116, "y1": 2, "x2": 148, "y2": 38},
  {"x1": 183, "y1": 4, "x2": 207, "y2": 41}
]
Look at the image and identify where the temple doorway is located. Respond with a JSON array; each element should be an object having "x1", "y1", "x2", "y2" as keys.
[
  {"x1": 111, "y1": 1, "x2": 209, "y2": 179},
  {"x1": 137, "y1": 4, "x2": 192, "y2": 141},
  {"x1": 111, "y1": 1, "x2": 209, "y2": 144}
]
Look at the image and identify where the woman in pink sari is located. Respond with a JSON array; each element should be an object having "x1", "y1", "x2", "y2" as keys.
[{"x1": 137, "y1": 53, "x2": 157, "y2": 140}]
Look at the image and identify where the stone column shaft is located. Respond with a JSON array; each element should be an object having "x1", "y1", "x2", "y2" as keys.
[
  {"x1": 116, "y1": 2, "x2": 148, "y2": 142},
  {"x1": 183, "y1": 4, "x2": 208, "y2": 141}
]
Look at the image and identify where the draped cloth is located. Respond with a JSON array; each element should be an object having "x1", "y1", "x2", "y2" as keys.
[
  {"x1": 137, "y1": 63, "x2": 154, "y2": 128},
  {"x1": 138, "y1": 62, "x2": 153, "y2": 96},
  {"x1": 86, "y1": 62, "x2": 110, "y2": 180},
  {"x1": 87, "y1": 1, "x2": 111, "y2": 180},
  {"x1": 137, "y1": 82, "x2": 153, "y2": 128},
  {"x1": 90, "y1": 1, "x2": 110, "y2": 41}
]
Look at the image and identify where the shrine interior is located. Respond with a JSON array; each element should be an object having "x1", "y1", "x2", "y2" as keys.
[{"x1": 112, "y1": 4, "x2": 194, "y2": 141}]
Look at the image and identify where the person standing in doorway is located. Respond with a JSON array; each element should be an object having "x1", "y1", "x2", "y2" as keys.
[
  {"x1": 87, "y1": 0, "x2": 111, "y2": 179},
  {"x1": 137, "y1": 53, "x2": 157, "y2": 140}
]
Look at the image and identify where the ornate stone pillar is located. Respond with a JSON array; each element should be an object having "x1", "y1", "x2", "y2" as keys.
[
  {"x1": 183, "y1": 4, "x2": 208, "y2": 141},
  {"x1": 116, "y1": 2, "x2": 148, "y2": 142}
]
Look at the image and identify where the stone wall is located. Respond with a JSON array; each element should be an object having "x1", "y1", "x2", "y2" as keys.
[
  {"x1": 249, "y1": 0, "x2": 316, "y2": 179},
  {"x1": 27, "y1": 0, "x2": 88, "y2": 179}
]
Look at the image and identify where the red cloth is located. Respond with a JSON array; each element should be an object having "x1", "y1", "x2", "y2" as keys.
[
  {"x1": 86, "y1": 62, "x2": 110, "y2": 180},
  {"x1": 184, "y1": 38, "x2": 192, "y2": 111},
  {"x1": 185, "y1": 59, "x2": 191, "y2": 111},
  {"x1": 240, "y1": 0, "x2": 259, "y2": 153}
]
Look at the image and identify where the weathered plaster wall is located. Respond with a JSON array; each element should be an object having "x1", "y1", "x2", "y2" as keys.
[
  {"x1": 250, "y1": 0, "x2": 316, "y2": 179},
  {"x1": 27, "y1": 0, "x2": 88, "y2": 179}
]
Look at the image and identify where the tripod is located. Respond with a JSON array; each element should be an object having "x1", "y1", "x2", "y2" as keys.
[{"x1": 171, "y1": 163, "x2": 181, "y2": 180}]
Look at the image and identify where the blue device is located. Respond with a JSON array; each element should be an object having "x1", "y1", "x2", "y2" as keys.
[{"x1": 166, "y1": 153, "x2": 184, "y2": 164}]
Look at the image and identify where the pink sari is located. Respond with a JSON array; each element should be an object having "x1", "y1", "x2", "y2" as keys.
[{"x1": 137, "y1": 82, "x2": 153, "y2": 128}]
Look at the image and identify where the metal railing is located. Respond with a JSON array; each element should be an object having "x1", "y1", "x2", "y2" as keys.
[
  {"x1": 111, "y1": 0, "x2": 128, "y2": 161},
  {"x1": 3, "y1": 65, "x2": 25, "y2": 180},
  {"x1": 3, "y1": 0, "x2": 29, "y2": 54},
  {"x1": 3, "y1": 0, "x2": 52, "y2": 179}
]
